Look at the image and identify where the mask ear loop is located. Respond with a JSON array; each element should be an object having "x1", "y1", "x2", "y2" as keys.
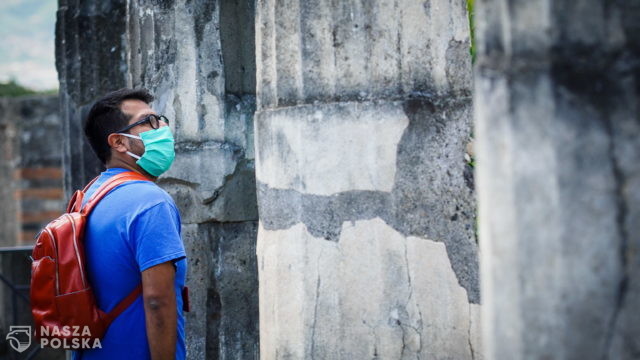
[
  {"x1": 118, "y1": 133, "x2": 143, "y2": 160},
  {"x1": 126, "y1": 151, "x2": 141, "y2": 160},
  {"x1": 119, "y1": 133, "x2": 142, "y2": 140}
]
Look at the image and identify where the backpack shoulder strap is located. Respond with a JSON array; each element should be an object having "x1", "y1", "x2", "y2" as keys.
[
  {"x1": 82, "y1": 175, "x2": 101, "y2": 192},
  {"x1": 81, "y1": 171, "x2": 150, "y2": 216},
  {"x1": 103, "y1": 284, "x2": 143, "y2": 325},
  {"x1": 66, "y1": 175, "x2": 101, "y2": 213}
]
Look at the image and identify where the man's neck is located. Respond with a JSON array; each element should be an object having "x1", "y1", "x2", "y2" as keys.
[{"x1": 105, "y1": 158, "x2": 156, "y2": 182}]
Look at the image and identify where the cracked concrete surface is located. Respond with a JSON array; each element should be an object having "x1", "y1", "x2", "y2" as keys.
[
  {"x1": 258, "y1": 218, "x2": 481, "y2": 360},
  {"x1": 256, "y1": 96, "x2": 479, "y2": 304}
]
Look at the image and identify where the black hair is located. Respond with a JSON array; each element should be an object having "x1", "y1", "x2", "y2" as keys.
[{"x1": 84, "y1": 88, "x2": 154, "y2": 164}]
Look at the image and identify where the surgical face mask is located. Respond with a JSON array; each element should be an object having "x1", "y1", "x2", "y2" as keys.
[{"x1": 119, "y1": 126, "x2": 176, "y2": 176}]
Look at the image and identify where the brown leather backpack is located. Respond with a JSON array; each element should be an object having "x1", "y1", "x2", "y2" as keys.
[{"x1": 30, "y1": 171, "x2": 149, "y2": 343}]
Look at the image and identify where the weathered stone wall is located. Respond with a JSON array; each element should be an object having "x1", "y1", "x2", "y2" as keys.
[
  {"x1": 475, "y1": 0, "x2": 640, "y2": 359},
  {"x1": 0, "y1": 95, "x2": 63, "y2": 246},
  {"x1": 0, "y1": 95, "x2": 64, "y2": 359},
  {"x1": 255, "y1": 0, "x2": 480, "y2": 358},
  {"x1": 55, "y1": 1, "x2": 259, "y2": 359}
]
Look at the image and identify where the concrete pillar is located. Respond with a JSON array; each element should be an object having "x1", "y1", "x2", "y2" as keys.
[
  {"x1": 55, "y1": 0, "x2": 130, "y2": 193},
  {"x1": 55, "y1": 1, "x2": 259, "y2": 358},
  {"x1": 0, "y1": 98, "x2": 20, "y2": 247},
  {"x1": 475, "y1": 1, "x2": 640, "y2": 359},
  {"x1": 255, "y1": 0, "x2": 479, "y2": 358}
]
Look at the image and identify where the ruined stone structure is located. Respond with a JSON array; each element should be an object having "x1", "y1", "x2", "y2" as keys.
[
  {"x1": 54, "y1": 0, "x2": 480, "y2": 359},
  {"x1": 0, "y1": 0, "x2": 631, "y2": 359},
  {"x1": 0, "y1": 95, "x2": 64, "y2": 359},
  {"x1": 475, "y1": 1, "x2": 640, "y2": 359},
  {"x1": 0, "y1": 95, "x2": 63, "y2": 247}
]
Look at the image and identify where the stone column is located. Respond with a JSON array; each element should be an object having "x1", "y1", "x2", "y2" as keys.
[
  {"x1": 475, "y1": 1, "x2": 640, "y2": 359},
  {"x1": 255, "y1": 0, "x2": 480, "y2": 358},
  {"x1": 56, "y1": 0, "x2": 259, "y2": 358},
  {"x1": 55, "y1": 0, "x2": 130, "y2": 193},
  {"x1": 0, "y1": 98, "x2": 20, "y2": 247}
]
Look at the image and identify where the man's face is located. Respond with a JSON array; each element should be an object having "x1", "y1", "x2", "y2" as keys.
[{"x1": 119, "y1": 99, "x2": 167, "y2": 156}]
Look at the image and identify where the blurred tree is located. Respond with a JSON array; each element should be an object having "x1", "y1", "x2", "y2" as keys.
[{"x1": 0, "y1": 79, "x2": 56, "y2": 97}]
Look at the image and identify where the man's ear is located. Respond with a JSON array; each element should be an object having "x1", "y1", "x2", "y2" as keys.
[{"x1": 107, "y1": 133, "x2": 129, "y2": 154}]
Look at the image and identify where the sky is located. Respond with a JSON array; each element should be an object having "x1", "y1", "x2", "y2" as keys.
[{"x1": 0, "y1": 0, "x2": 58, "y2": 90}]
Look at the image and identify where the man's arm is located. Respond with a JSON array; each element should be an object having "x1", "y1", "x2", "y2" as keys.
[{"x1": 142, "y1": 261, "x2": 177, "y2": 360}]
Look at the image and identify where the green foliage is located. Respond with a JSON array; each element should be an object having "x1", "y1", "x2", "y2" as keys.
[
  {"x1": 0, "y1": 79, "x2": 57, "y2": 97},
  {"x1": 0, "y1": 79, "x2": 37, "y2": 97},
  {"x1": 467, "y1": 0, "x2": 476, "y2": 63}
]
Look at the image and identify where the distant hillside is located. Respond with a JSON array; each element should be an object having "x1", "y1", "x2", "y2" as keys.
[{"x1": 0, "y1": 79, "x2": 57, "y2": 97}]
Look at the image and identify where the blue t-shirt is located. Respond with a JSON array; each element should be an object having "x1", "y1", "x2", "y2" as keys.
[{"x1": 72, "y1": 168, "x2": 187, "y2": 360}]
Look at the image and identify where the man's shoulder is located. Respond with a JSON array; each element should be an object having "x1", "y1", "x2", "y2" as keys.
[{"x1": 108, "y1": 180, "x2": 177, "y2": 211}]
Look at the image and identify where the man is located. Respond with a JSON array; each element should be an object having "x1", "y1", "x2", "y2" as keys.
[{"x1": 73, "y1": 88, "x2": 186, "y2": 359}]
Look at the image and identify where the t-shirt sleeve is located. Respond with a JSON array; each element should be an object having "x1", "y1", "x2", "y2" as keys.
[{"x1": 130, "y1": 201, "x2": 186, "y2": 272}]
